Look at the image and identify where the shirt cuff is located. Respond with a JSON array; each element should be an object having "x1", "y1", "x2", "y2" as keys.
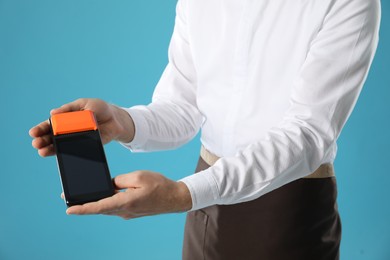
[
  {"x1": 119, "y1": 106, "x2": 150, "y2": 152},
  {"x1": 179, "y1": 169, "x2": 221, "y2": 211}
]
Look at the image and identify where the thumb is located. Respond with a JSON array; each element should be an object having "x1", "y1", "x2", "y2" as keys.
[
  {"x1": 50, "y1": 98, "x2": 88, "y2": 115},
  {"x1": 113, "y1": 172, "x2": 141, "y2": 190}
]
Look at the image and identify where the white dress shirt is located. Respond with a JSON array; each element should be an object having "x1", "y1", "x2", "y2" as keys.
[{"x1": 121, "y1": 0, "x2": 381, "y2": 211}]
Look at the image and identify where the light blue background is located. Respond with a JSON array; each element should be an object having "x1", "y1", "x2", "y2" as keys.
[{"x1": 0, "y1": 1, "x2": 389, "y2": 259}]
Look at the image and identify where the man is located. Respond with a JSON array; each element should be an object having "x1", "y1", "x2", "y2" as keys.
[{"x1": 30, "y1": 0, "x2": 381, "y2": 259}]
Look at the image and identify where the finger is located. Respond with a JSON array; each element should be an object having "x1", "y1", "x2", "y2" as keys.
[
  {"x1": 38, "y1": 144, "x2": 55, "y2": 157},
  {"x1": 29, "y1": 120, "x2": 50, "y2": 138},
  {"x1": 60, "y1": 192, "x2": 64, "y2": 199},
  {"x1": 113, "y1": 173, "x2": 141, "y2": 190},
  {"x1": 50, "y1": 98, "x2": 87, "y2": 115},
  {"x1": 66, "y1": 193, "x2": 124, "y2": 215},
  {"x1": 32, "y1": 134, "x2": 52, "y2": 149},
  {"x1": 100, "y1": 134, "x2": 112, "y2": 145}
]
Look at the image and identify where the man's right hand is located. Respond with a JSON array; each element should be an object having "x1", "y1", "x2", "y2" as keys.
[{"x1": 29, "y1": 98, "x2": 135, "y2": 157}]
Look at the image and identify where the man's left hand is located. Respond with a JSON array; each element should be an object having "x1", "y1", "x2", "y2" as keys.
[{"x1": 66, "y1": 171, "x2": 192, "y2": 219}]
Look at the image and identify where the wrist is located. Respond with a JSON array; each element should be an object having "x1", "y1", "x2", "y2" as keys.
[
  {"x1": 175, "y1": 181, "x2": 193, "y2": 212},
  {"x1": 111, "y1": 105, "x2": 135, "y2": 143}
]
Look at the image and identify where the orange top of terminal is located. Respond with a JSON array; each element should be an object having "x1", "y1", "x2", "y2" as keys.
[{"x1": 51, "y1": 110, "x2": 98, "y2": 136}]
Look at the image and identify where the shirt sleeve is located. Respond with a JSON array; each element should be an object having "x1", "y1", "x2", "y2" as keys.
[
  {"x1": 180, "y1": 0, "x2": 381, "y2": 210},
  {"x1": 120, "y1": 0, "x2": 203, "y2": 152}
]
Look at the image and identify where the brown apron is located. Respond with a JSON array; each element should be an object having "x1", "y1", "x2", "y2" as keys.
[{"x1": 182, "y1": 156, "x2": 341, "y2": 260}]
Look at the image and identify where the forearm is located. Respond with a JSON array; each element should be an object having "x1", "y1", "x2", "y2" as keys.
[
  {"x1": 120, "y1": 100, "x2": 202, "y2": 152},
  {"x1": 181, "y1": 122, "x2": 336, "y2": 210}
]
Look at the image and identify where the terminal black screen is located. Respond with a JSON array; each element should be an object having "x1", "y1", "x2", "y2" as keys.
[{"x1": 53, "y1": 130, "x2": 114, "y2": 207}]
